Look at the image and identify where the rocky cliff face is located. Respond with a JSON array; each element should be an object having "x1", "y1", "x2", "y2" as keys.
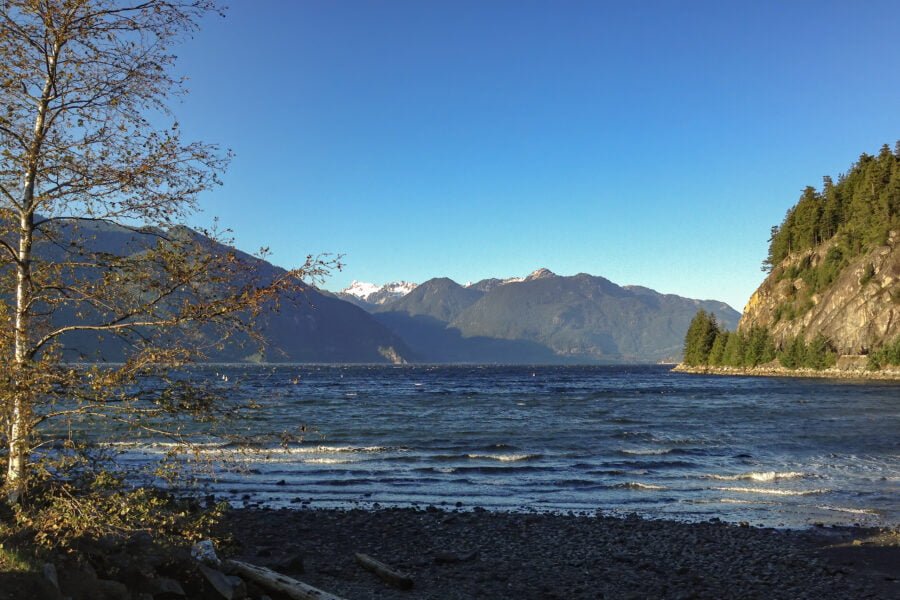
[{"x1": 739, "y1": 230, "x2": 900, "y2": 353}]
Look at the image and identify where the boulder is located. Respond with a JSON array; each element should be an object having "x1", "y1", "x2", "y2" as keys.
[{"x1": 198, "y1": 563, "x2": 247, "y2": 600}]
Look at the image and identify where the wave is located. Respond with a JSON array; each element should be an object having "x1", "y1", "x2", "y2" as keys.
[
  {"x1": 103, "y1": 440, "x2": 224, "y2": 450},
  {"x1": 714, "y1": 486, "x2": 828, "y2": 496},
  {"x1": 287, "y1": 445, "x2": 394, "y2": 454},
  {"x1": 604, "y1": 460, "x2": 695, "y2": 469},
  {"x1": 617, "y1": 447, "x2": 706, "y2": 456},
  {"x1": 433, "y1": 467, "x2": 457, "y2": 474},
  {"x1": 304, "y1": 458, "x2": 354, "y2": 465},
  {"x1": 618, "y1": 448, "x2": 673, "y2": 456},
  {"x1": 450, "y1": 465, "x2": 550, "y2": 474},
  {"x1": 817, "y1": 505, "x2": 880, "y2": 515},
  {"x1": 107, "y1": 441, "x2": 397, "y2": 455},
  {"x1": 614, "y1": 482, "x2": 667, "y2": 491},
  {"x1": 706, "y1": 471, "x2": 806, "y2": 482},
  {"x1": 465, "y1": 453, "x2": 542, "y2": 462}
]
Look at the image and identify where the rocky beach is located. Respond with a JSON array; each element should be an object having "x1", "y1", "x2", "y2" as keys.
[
  {"x1": 215, "y1": 507, "x2": 899, "y2": 600},
  {"x1": 4, "y1": 505, "x2": 898, "y2": 599},
  {"x1": 671, "y1": 361, "x2": 900, "y2": 381}
]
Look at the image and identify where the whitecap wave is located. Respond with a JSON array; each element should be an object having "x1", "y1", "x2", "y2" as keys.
[
  {"x1": 714, "y1": 486, "x2": 827, "y2": 496},
  {"x1": 706, "y1": 471, "x2": 806, "y2": 482},
  {"x1": 615, "y1": 482, "x2": 667, "y2": 491},
  {"x1": 619, "y1": 448, "x2": 672, "y2": 456},
  {"x1": 290, "y1": 445, "x2": 391, "y2": 454},
  {"x1": 465, "y1": 453, "x2": 540, "y2": 462},
  {"x1": 105, "y1": 442, "x2": 392, "y2": 455},
  {"x1": 817, "y1": 505, "x2": 880, "y2": 515}
]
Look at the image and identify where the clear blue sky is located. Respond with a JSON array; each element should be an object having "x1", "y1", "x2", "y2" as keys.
[{"x1": 173, "y1": 0, "x2": 900, "y2": 311}]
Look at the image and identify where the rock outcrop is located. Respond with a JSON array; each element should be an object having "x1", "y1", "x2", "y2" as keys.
[{"x1": 739, "y1": 230, "x2": 900, "y2": 353}]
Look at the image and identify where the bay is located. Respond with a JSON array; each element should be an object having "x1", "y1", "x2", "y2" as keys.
[{"x1": 113, "y1": 364, "x2": 899, "y2": 529}]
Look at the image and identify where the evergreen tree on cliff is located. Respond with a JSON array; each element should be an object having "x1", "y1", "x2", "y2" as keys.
[
  {"x1": 0, "y1": 0, "x2": 333, "y2": 504},
  {"x1": 764, "y1": 141, "x2": 900, "y2": 271}
]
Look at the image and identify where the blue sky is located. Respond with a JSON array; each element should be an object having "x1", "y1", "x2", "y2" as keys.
[{"x1": 173, "y1": 0, "x2": 900, "y2": 311}]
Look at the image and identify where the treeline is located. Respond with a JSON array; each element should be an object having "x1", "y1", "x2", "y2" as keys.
[
  {"x1": 763, "y1": 142, "x2": 900, "y2": 272},
  {"x1": 867, "y1": 337, "x2": 900, "y2": 370},
  {"x1": 682, "y1": 310, "x2": 836, "y2": 370}
]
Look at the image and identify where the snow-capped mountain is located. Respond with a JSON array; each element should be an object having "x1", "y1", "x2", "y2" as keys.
[
  {"x1": 339, "y1": 280, "x2": 418, "y2": 307},
  {"x1": 465, "y1": 268, "x2": 555, "y2": 292}
]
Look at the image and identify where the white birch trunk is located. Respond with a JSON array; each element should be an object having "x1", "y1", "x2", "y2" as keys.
[{"x1": 5, "y1": 45, "x2": 58, "y2": 504}]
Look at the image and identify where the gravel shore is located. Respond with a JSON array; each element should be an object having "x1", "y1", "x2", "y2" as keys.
[
  {"x1": 671, "y1": 363, "x2": 900, "y2": 381},
  {"x1": 220, "y1": 507, "x2": 899, "y2": 599}
]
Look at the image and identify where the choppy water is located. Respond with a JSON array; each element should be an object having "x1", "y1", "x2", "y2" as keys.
[{"x1": 114, "y1": 365, "x2": 899, "y2": 528}]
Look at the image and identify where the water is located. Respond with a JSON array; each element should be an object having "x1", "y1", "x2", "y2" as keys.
[{"x1": 113, "y1": 365, "x2": 899, "y2": 528}]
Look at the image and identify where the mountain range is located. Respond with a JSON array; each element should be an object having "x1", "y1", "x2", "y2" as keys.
[
  {"x1": 362, "y1": 269, "x2": 739, "y2": 363},
  {"x1": 338, "y1": 280, "x2": 418, "y2": 308},
  {"x1": 28, "y1": 221, "x2": 740, "y2": 364}
]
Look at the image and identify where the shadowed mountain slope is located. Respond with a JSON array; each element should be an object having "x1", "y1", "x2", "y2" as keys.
[{"x1": 18, "y1": 219, "x2": 411, "y2": 363}]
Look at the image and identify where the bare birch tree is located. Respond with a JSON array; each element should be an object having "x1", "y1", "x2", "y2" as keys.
[{"x1": 0, "y1": 0, "x2": 331, "y2": 505}]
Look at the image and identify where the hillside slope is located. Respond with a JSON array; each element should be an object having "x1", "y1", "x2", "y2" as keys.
[
  {"x1": 739, "y1": 143, "x2": 900, "y2": 354},
  {"x1": 371, "y1": 269, "x2": 740, "y2": 363},
  {"x1": 27, "y1": 219, "x2": 412, "y2": 363},
  {"x1": 680, "y1": 142, "x2": 900, "y2": 375},
  {"x1": 375, "y1": 278, "x2": 484, "y2": 322},
  {"x1": 740, "y1": 231, "x2": 900, "y2": 353},
  {"x1": 453, "y1": 272, "x2": 739, "y2": 362}
]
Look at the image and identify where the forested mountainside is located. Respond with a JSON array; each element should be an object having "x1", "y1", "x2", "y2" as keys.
[
  {"x1": 683, "y1": 142, "x2": 900, "y2": 371},
  {"x1": 12, "y1": 219, "x2": 411, "y2": 363},
  {"x1": 374, "y1": 270, "x2": 740, "y2": 363}
]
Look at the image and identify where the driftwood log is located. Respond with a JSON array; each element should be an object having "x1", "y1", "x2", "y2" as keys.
[
  {"x1": 354, "y1": 553, "x2": 414, "y2": 589},
  {"x1": 224, "y1": 559, "x2": 347, "y2": 600}
]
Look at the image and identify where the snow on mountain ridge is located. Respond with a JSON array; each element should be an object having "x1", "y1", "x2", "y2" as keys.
[
  {"x1": 344, "y1": 269, "x2": 557, "y2": 302},
  {"x1": 465, "y1": 269, "x2": 558, "y2": 291},
  {"x1": 340, "y1": 280, "x2": 418, "y2": 304},
  {"x1": 526, "y1": 267, "x2": 556, "y2": 280},
  {"x1": 343, "y1": 280, "x2": 381, "y2": 299}
]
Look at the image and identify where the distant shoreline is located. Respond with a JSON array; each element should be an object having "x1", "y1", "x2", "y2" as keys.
[{"x1": 672, "y1": 362, "x2": 900, "y2": 381}]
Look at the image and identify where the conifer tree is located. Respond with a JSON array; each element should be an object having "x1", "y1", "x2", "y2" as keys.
[
  {"x1": 722, "y1": 329, "x2": 745, "y2": 367},
  {"x1": 778, "y1": 335, "x2": 806, "y2": 369},
  {"x1": 707, "y1": 331, "x2": 729, "y2": 366},
  {"x1": 762, "y1": 141, "x2": 899, "y2": 273},
  {"x1": 682, "y1": 310, "x2": 719, "y2": 366}
]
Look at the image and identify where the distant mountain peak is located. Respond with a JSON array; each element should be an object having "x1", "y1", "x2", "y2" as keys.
[
  {"x1": 342, "y1": 280, "x2": 381, "y2": 298},
  {"x1": 465, "y1": 269, "x2": 559, "y2": 292},
  {"x1": 339, "y1": 280, "x2": 418, "y2": 305},
  {"x1": 526, "y1": 267, "x2": 556, "y2": 280}
]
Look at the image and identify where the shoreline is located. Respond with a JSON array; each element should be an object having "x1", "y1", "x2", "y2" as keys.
[
  {"x1": 672, "y1": 363, "x2": 900, "y2": 381},
  {"x1": 6, "y1": 504, "x2": 897, "y2": 600},
  {"x1": 218, "y1": 505, "x2": 900, "y2": 599}
]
